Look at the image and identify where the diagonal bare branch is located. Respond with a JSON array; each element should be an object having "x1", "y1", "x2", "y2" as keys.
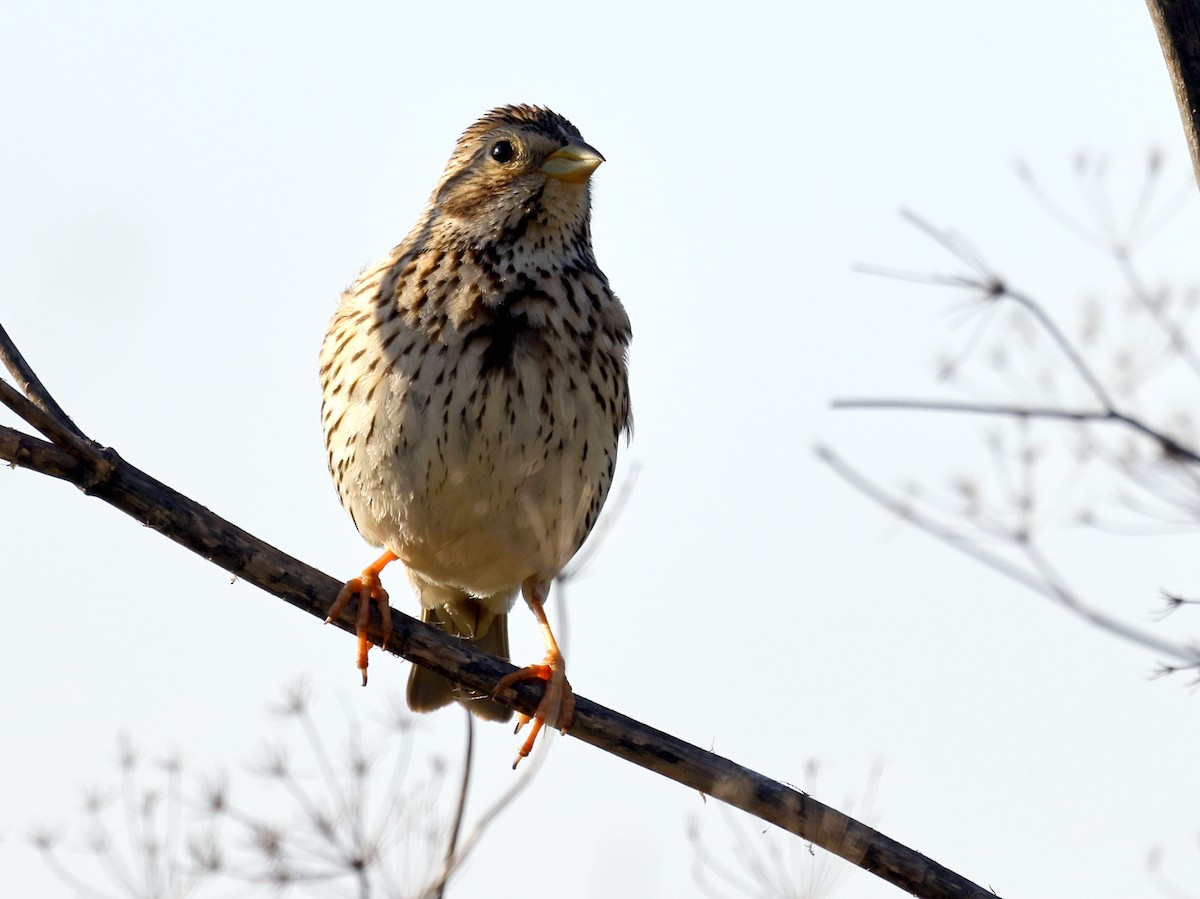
[
  {"x1": 863, "y1": 210, "x2": 1117, "y2": 410},
  {"x1": 1, "y1": 425, "x2": 82, "y2": 481},
  {"x1": 0, "y1": 329, "x2": 997, "y2": 899},
  {"x1": 0, "y1": 378, "x2": 99, "y2": 463},
  {"x1": 815, "y1": 443, "x2": 1200, "y2": 666},
  {"x1": 1146, "y1": 0, "x2": 1200, "y2": 190},
  {"x1": 0, "y1": 323, "x2": 86, "y2": 440},
  {"x1": 831, "y1": 398, "x2": 1200, "y2": 466}
]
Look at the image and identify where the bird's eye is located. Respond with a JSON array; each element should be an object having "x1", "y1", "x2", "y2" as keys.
[{"x1": 490, "y1": 140, "x2": 515, "y2": 164}]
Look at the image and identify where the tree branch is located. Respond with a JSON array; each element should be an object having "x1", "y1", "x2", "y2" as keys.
[
  {"x1": 831, "y1": 398, "x2": 1200, "y2": 466},
  {"x1": 1146, "y1": 0, "x2": 1200, "y2": 189},
  {"x1": 815, "y1": 444, "x2": 1200, "y2": 666},
  {"x1": 0, "y1": 328, "x2": 997, "y2": 898},
  {"x1": 1, "y1": 425, "x2": 82, "y2": 482},
  {"x1": 861, "y1": 211, "x2": 1119, "y2": 409},
  {"x1": 0, "y1": 323, "x2": 85, "y2": 440}
]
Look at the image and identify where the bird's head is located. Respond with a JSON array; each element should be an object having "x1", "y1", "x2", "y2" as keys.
[{"x1": 427, "y1": 105, "x2": 604, "y2": 250}]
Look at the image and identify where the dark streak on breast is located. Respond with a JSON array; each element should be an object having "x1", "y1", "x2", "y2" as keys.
[{"x1": 463, "y1": 272, "x2": 554, "y2": 375}]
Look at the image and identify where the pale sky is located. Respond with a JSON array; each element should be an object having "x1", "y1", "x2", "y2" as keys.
[{"x1": 4, "y1": 2, "x2": 1200, "y2": 897}]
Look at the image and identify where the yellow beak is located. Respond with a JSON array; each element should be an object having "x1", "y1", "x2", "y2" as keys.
[{"x1": 540, "y1": 140, "x2": 605, "y2": 183}]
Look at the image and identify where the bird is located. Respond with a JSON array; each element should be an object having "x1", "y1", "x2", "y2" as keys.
[{"x1": 319, "y1": 105, "x2": 631, "y2": 765}]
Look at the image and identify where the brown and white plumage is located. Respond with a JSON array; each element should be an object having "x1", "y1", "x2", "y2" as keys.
[{"x1": 319, "y1": 105, "x2": 631, "y2": 757}]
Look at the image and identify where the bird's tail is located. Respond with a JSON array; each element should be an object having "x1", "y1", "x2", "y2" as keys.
[{"x1": 407, "y1": 598, "x2": 513, "y2": 722}]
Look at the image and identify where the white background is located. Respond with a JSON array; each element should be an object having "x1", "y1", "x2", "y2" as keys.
[{"x1": 3, "y1": 3, "x2": 1200, "y2": 897}]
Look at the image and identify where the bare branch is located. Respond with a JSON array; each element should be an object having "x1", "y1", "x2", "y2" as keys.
[
  {"x1": 815, "y1": 444, "x2": 1200, "y2": 667},
  {"x1": 0, "y1": 323, "x2": 86, "y2": 440},
  {"x1": 1155, "y1": 590, "x2": 1200, "y2": 621},
  {"x1": 1019, "y1": 152, "x2": 1200, "y2": 380},
  {"x1": 862, "y1": 211, "x2": 1116, "y2": 409},
  {"x1": 1115, "y1": 253, "x2": 1200, "y2": 381},
  {"x1": 431, "y1": 712, "x2": 472, "y2": 899},
  {"x1": 1002, "y1": 287, "x2": 1115, "y2": 410},
  {"x1": 0, "y1": 379, "x2": 96, "y2": 461},
  {"x1": 1, "y1": 425, "x2": 82, "y2": 481},
  {"x1": 1146, "y1": 0, "x2": 1200, "y2": 190},
  {"x1": 1, "y1": 330, "x2": 996, "y2": 898},
  {"x1": 831, "y1": 398, "x2": 1200, "y2": 466}
]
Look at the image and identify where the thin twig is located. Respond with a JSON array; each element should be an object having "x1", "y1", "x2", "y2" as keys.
[
  {"x1": 1002, "y1": 288, "x2": 1115, "y2": 409},
  {"x1": 0, "y1": 322, "x2": 86, "y2": 440},
  {"x1": 831, "y1": 398, "x2": 1200, "y2": 466},
  {"x1": 872, "y1": 210, "x2": 1117, "y2": 409},
  {"x1": 35, "y1": 840, "x2": 121, "y2": 899},
  {"x1": 432, "y1": 711, "x2": 472, "y2": 899},
  {"x1": 0, "y1": 379, "x2": 96, "y2": 462},
  {"x1": 815, "y1": 444, "x2": 1200, "y2": 666},
  {"x1": 432, "y1": 696, "x2": 550, "y2": 892},
  {"x1": 1116, "y1": 252, "x2": 1200, "y2": 380}
]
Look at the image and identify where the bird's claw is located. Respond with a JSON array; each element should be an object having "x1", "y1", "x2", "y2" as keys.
[
  {"x1": 326, "y1": 570, "x2": 392, "y2": 686},
  {"x1": 492, "y1": 659, "x2": 575, "y2": 768}
]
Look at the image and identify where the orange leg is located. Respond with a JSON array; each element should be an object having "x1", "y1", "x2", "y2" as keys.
[
  {"x1": 325, "y1": 550, "x2": 398, "y2": 686},
  {"x1": 491, "y1": 578, "x2": 575, "y2": 768}
]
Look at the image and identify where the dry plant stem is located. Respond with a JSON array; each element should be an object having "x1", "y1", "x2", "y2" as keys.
[
  {"x1": 1146, "y1": 0, "x2": 1200, "y2": 189},
  {"x1": 832, "y1": 399, "x2": 1200, "y2": 466},
  {"x1": 434, "y1": 705, "x2": 548, "y2": 887},
  {"x1": 1001, "y1": 289, "x2": 1113, "y2": 409},
  {"x1": 36, "y1": 844, "x2": 105, "y2": 898},
  {"x1": 815, "y1": 444, "x2": 1200, "y2": 666},
  {"x1": 882, "y1": 212, "x2": 1115, "y2": 409},
  {"x1": 431, "y1": 711, "x2": 473, "y2": 899},
  {"x1": 2, "y1": 345, "x2": 994, "y2": 899},
  {"x1": 1113, "y1": 252, "x2": 1200, "y2": 381}
]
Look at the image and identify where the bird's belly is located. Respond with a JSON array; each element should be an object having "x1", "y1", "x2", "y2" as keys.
[{"x1": 349, "y1": 362, "x2": 614, "y2": 597}]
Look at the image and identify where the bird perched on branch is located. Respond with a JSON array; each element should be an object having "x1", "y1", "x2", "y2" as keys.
[{"x1": 319, "y1": 105, "x2": 632, "y2": 765}]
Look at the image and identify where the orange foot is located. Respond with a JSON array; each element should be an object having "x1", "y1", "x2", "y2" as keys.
[
  {"x1": 492, "y1": 655, "x2": 576, "y2": 769},
  {"x1": 325, "y1": 550, "x2": 397, "y2": 685},
  {"x1": 491, "y1": 577, "x2": 576, "y2": 768}
]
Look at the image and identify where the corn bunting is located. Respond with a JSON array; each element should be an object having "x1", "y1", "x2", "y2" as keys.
[{"x1": 319, "y1": 105, "x2": 631, "y2": 764}]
